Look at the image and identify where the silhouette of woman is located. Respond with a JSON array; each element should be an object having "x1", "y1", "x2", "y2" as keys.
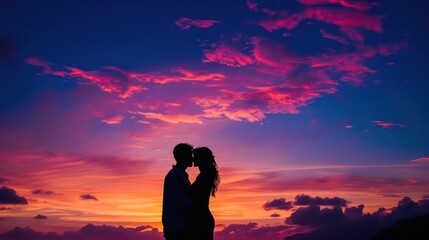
[{"x1": 189, "y1": 147, "x2": 220, "y2": 240}]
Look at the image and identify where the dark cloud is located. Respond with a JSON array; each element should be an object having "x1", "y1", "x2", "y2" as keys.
[
  {"x1": 284, "y1": 214, "x2": 382, "y2": 240},
  {"x1": 32, "y1": 189, "x2": 55, "y2": 195},
  {"x1": 0, "y1": 224, "x2": 163, "y2": 240},
  {"x1": 0, "y1": 227, "x2": 61, "y2": 240},
  {"x1": 0, "y1": 177, "x2": 9, "y2": 183},
  {"x1": 34, "y1": 214, "x2": 48, "y2": 219},
  {"x1": 294, "y1": 194, "x2": 349, "y2": 207},
  {"x1": 344, "y1": 204, "x2": 364, "y2": 218},
  {"x1": 0, "y1": 186, "x2": 28, "y2": 204},
  {"x1": 263, "y1": 198, "x2": 294, "y2": 210},
  {"x1": 286, "y1": 205, "x2": 345, "y2": 226},
  {"x1": 372, "y1": 213, "x2": 429, "y2": 240},
  {"x1": 284, "y1": 196, "x2": 429, "y2": 240},
  {"x1": 0, "y1": 207, "x2": 12, "y2": 210},
  {"x1": 271, "y1": 213, "x2": 281, "y2": 217},
  {"x1": 216, "y1": 222, "x2": 291, "y2": 240},
  {"x1": 80, "y1": 194, "x2": 98, "y2": 201}
]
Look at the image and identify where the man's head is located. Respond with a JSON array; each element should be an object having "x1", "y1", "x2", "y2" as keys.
[{"x1": 173, "y1": 143, "x2": 194, "y2": 168}]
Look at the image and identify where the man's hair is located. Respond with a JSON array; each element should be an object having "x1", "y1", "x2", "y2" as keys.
[{"x1": 173, "y1": 143, "x2": 193, "y2": 163}]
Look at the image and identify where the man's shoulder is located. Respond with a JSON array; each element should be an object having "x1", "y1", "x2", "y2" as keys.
[
  {"x1": 165, "y1": 167, "x2": 180, "y2": 180},
  {"x1": 165, "y1": 167, "x2": 174, "y2": 177}
]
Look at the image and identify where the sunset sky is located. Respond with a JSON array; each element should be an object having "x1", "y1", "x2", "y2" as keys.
[{"x1": 1, "y1": 0, "x2": 429, "y2": 239}]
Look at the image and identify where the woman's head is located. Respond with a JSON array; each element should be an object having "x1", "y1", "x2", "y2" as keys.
[
  {"x1": 193, "y1": 147, "x2": 214, "y2": 169},
  {"x1": 193, "y1": 147, "x2": 220, "y2": 197}
]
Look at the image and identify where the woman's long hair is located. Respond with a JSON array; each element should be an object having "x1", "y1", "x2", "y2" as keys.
[{"x1": 193, "y1": 147, "x2": 220, "y2": 197}]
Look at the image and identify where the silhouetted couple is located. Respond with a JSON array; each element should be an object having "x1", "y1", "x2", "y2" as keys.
[{"x1": 162, "y1": 143, "x2": 220, "y2": 240}]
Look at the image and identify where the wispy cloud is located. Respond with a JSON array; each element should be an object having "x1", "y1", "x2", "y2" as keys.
[
  {"x1": 175, "y1": 17, "x2": 220, "y2": 30},
  {"x1": 137, "y1": 112, "x2": 203, "y2": 124},
  {"x1": 246, "y1": 0, "x2": 258, "y2": 12},
  {"x1": 24, "y1": 0, "x2": 404, "y2": 128},
  {"x1": 410, "y1": 157, "x2": 429, "y2": 163},
  {"x1": 34, "y1": 214, "x2": 48, "y2": 219},
  {"x1": 101, "y1": 115, "x2": 125, "y2": 125},
  {"x1": 203, "y1": 44, "x2": 255, "y2": 67},
  {"x1": 32, "y1": 189, "x2": 55, "y2": 195},
  {"x1": 296, "y1": 0, "x2": 376, "y2": 11},
  {"x1": 373, "y1": 120, "x2": 406, "y2": 128},
  {"x1": 80, "y1": 194, "x2": 98, "y2": 201},
  {"x1": 144, "y1": 68, "x2": 225, "y2": 84},
  {"x1": 258, "y1": 7, "x2": 382, "y2": 43}
]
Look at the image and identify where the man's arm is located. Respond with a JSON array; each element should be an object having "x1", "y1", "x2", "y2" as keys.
[{"x1": 173, "y1": 174, "x2": 191, "y2": 207}]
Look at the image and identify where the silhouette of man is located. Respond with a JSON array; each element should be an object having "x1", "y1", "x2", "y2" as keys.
[{"x1": 162, "y1": 143, "x2": 194, "y2": 240}]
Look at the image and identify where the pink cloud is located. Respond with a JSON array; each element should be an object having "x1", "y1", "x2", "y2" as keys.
[
  {"x1": 259, "y1": 7, "x2": 383, "y2": 43},
  {"x1": 26, "y1": 57, "x2": 67, "y2": 77},
  {"x1": 410, "y1": 157, "x2": 429, "y2": 163},
  {"x1": 27, "y1": 58, "x2": 145, "y2": 99},
  {"x1": 140, "y1": 68, "x2": 225, "y2": 84},
  {"x1": 320, "y1": 29, "x2": 350, "y2": 44},
  {"x1": 65, "y1": 67, "x2": 146, "y2": 98},
  {"x1": 26, "y1": 36, "x2": 404, "y2": 124},
  {"x1": 373, "y1": 120, "x2": 405, "y2": 128},
  {"x1": 193, "y1": 79, "x2": 335, "y2": 122},
  {"x1": 251, "y1": 37, "x2": 302, "y2": 73},
  {"x1": 175, "y1": 17, "x2": 220, "y2": 30},
  {"x1": 246, "y1": 0, "x2": 258, "y2": 12},
  {"x1": 406, "y1": 178, "x2": 419, "y2": 184},
  {"x1": 101, "y1": 115, "x2": 125, "y2": 125},
  {"x1": 215, "y1": 223, "x2": 292, "y2": 240},
  {"x1": 203, "y1": 44, "x2": 255, "y2": 67},
  {"x1": 221, "y1": 171, "x2": 424, "y2": 194},
  {"x1": 27, "y1": 58, "x2": 225, "y2": 99},
  {"x1": 297, "y1": 0, "x2": 376, "y2": 11},
  {"x1": 309, "y1": 43, "x2": 405, "y2": 84}
]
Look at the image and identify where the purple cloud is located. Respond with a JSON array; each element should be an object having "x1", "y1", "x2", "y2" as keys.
[
  {"x1": 175, "y1": 17, "x2": 220, "y2": 30},
  {"x1": 263, "y1": 198, "x2": 294, "y2": 211},
  {"x1": 34, "y1": 214, "x2": 48, "y2": 220},
  {"x1": 80, "y1": 194, "x2": 98, "y2": 201},
  {"x1": 215, "y1": 222, "x2": 291, "y2": 240},
  {"x1": 32, "y1": 189, "x2": 55, "y2": 195},
  {"x1": 294, "y1": 194, "x2": 349, "y2": 207},
  {"x1": 0, "y1": 224, "x2": 162, "y2": 240},
  {"x1": 286, "y1": 205, "x2": 345, "y2": 226}
]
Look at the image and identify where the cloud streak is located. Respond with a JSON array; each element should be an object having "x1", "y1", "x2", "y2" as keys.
[
  {"x1": 258, "y1": 7, "x2": 382, "y2": 43},
  {"x1": 373, "y1": 120, "x2": 406, "y2": 128},
  {"x1": 297, "y1": 0, "x2": 376, "y2": 11},
  {"x1": 175, "y1": 17, "x2": 220, "y2": 30},
  {"x1": 410, "y1": 157, "x2": 429, "y2": 163},
  {"x1": 80, "y1": 194, "x2": 98, "y2": 201}
]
